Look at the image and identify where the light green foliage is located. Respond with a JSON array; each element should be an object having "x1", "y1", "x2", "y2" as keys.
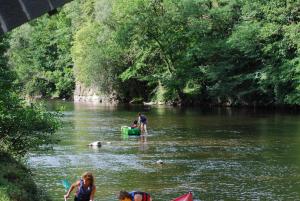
[
  {"x1": 72, "y1": 0, "x2": 141, "y2": 99},
  {"x1": 72, "y1": 21, "x2": 121, "y2": 92},
  {"x1": 152, "y1": 82, "x2": 167, "y2": 102},
  {"x1": 8, "y1": 9, "x2": 74, "y2": 99},
  {"x1": 0, "y1": 188, "x2": 10, "y2": 201}
]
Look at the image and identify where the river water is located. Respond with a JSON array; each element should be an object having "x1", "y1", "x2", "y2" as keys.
[{"x1": 27, "y1": 101, "x2": 300, "y2": 201}]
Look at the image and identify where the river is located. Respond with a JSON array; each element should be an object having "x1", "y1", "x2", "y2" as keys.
[{"x1": 27, "y1": 101, "x2": 300, "y2": 201}]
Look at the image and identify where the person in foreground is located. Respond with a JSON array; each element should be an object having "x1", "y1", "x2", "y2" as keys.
[
  {"x1": 64, "y1": 172, "x2": 96, "y2": 201},
  {"x1": 118, "y1": 190, "x2": 152, "y2": 201}
]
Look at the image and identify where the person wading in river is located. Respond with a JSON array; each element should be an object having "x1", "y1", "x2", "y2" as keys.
[
  {"x1": 118, "y1": 190, "x2": 152, "y2": 201},
  {"x1": 138, "y1": 113, "x2": 148, "y2": 134},
  {"x1": 64, "y1": 172, "x2": 96, "y2": 201}
]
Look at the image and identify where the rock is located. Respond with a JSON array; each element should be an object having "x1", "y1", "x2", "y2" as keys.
[{"x1": 74, "y1": 82, "x2": 118, "y2": 105}]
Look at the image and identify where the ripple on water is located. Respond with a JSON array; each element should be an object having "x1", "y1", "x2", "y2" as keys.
[
  {"x1": 27, "y1": 104, "x2": 300, "y2": 201},
  {"x1": 28, "y1": 153, "x2": 153, "y2": 172}
]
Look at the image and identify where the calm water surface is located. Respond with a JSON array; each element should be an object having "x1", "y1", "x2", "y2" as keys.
[{"x1": 27, "y1": 101, "x2": 300, "y2": 201}]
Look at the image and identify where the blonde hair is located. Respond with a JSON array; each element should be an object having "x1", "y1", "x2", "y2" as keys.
[{"x1": 81, "y1": 172, "x2": 94, "y2": 185}]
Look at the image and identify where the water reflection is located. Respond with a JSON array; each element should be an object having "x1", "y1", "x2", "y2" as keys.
[{"x1": 139, "y1": 134, "x2": 149, "y2": 152}]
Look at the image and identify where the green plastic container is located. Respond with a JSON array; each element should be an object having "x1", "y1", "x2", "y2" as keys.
[{"x1": 121, "y1": 126, "x2": 141, "y2": 135}]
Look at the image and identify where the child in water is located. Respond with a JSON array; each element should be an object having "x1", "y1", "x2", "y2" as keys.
[
  {"x1": 131, "y1": 120, "x2": 138, "y2": 129},
  {"x1": 64, "y1": 172, "x2": 96, "y2": 201},
  {"x1": 118, "y1": 190, "x2": 152, "y2": 201}
]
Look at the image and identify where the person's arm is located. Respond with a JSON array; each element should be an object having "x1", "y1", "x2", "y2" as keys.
[
  {"x1": 89, "y1": 185, "x2": 96, "y2": 201},
  {"x1": 64, "y1": 181, "x2": 80, "y2": 200}
]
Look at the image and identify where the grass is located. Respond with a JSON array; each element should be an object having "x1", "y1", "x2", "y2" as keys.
[{"x1": 0, "y1": 152, "x2": 51, "y2": 201}]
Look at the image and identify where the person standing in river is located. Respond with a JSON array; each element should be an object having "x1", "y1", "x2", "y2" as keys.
[
  {"x1": 64, "y1": 172, "x2": 96, "y2": 201},
  {"x1": 138, "y1": 112, "x2": 148, "y2": 134}
]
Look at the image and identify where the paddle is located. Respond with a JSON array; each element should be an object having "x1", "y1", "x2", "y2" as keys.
[
  {"x1": 62, "y1": 179, "x2": 71, "y2": 201},
  {"x1": 62, "y1": 179, "x2": 71, "y2": 191}
]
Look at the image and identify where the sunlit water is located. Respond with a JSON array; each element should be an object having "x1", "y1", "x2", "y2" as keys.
[{"x1": 27, "y1": 101, "x2": 300, "y2": 201}]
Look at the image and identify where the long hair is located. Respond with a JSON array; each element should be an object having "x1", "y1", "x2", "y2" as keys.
[
  {"x1": 118, "y1": 191, "x2": 131, "y2": 199},
  {"x1": 82, "y1": 172, "x2": 94, "y2": 185}
]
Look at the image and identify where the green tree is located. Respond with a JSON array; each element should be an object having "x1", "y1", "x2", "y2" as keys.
[
  {"x1": 0, "y1": 35, "x2": 60, "y2": 157},
  {"x1": 211, "y1": 0, "x2": 300, "y2": 106},
  {"x1": 116, "y1": 0, "x2": 241, "y2": 104},
  {"x1": 8, "y1": 9, "x2": 74, "y2": 99},
  {"x1": 7, "y1": 0, "x2": 298, "y2": 107},
  {"x1": 72, "y1": 0, "x2": 300, "y2": 106}
]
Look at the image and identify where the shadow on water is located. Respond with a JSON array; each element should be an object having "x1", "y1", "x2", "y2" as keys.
[{"x1": 27, "y1": 101, "x2": 300, "y2": 200}]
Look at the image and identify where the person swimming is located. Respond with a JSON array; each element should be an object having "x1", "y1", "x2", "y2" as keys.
[{"x1": 118, "y1": 190, "x2": 152, "y2": 201}]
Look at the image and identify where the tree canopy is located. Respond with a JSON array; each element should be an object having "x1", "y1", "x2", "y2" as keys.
[{"x1": 6, "y1": 0, "x2": 300, "y2": 106}]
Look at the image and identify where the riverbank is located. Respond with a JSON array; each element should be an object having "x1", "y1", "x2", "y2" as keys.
[{"x1": 0, "y1": 152, "x2": 51, "y2": 201}]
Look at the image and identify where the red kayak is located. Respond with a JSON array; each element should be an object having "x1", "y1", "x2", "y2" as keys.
[{"x1": 172, "y1": 192, "x2": 193, "y2": 201}]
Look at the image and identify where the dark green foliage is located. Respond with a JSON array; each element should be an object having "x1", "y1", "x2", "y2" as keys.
[
  {"x1": 0, "y1": 36, "x2": 60, "y2": 157},
  {"x1": 112, "y1": 0, "x2": 300, "y2": 106},
  {"x1": 213, "y1": 0, "x2": 300, "y2": 106},
  {"x1": 0, "y1": 33, "x2": 59, "y2": 201},
  {"x1": 5, "y1": 0, "x2": 300, "y2": 106},
  {"x1": 0, "y1": 152, "x2": 51, "y2": 201}
]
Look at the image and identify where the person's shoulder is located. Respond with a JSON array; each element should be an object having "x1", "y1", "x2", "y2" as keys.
[{"x1": 72, "y1": 180, "x2": 80, "y2": 187}]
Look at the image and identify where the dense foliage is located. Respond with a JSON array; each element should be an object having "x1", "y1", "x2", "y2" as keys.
[
  {"x1": 0, "y1": 152, "x2": 51, "y2": 201},
  {"x1": 8, "y1": 10, "x2": 74, "y2": 99},
  {"x1": 0, "y1": 36, "x2": 60, "y2": 157},
  {"x1": 6, "y1": 0, "x2": 300, "y2": 106}
]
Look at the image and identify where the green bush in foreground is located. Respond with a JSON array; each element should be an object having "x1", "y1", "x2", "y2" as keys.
[
  {"x1": 0, "y1": 35, "x2": 59, "y2": 201},
  {"x1": 0, "y1": 188, "x2": 10, "y2": 201},
  {"x1": 0, "y1": 152, "x2": 51, "y2": 201},
  {"x1": 0, "y1": 35, "x2": 60, "y2": 157}
]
